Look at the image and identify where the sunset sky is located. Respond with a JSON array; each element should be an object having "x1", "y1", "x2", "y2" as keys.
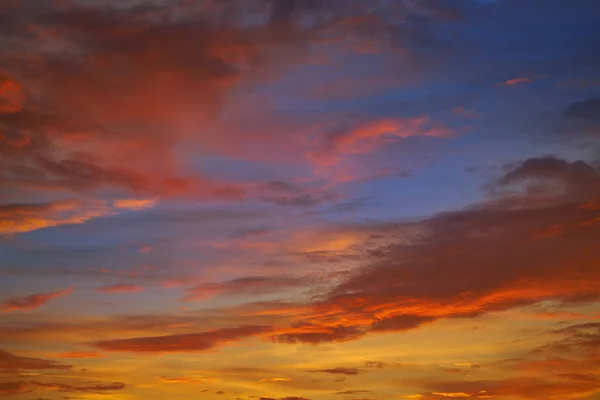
[{"x1": 2, "y1": 1, "x2": 600, "y2": 399}]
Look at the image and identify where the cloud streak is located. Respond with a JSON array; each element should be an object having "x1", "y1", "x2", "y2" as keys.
[
  {"x1": 92, "y1": 325, "x2": 272, "y2": 353},
  {"x1": 0, "y1": 288, "x2": 73, "y2": 312}
]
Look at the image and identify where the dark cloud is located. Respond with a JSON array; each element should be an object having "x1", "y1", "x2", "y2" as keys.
[
  {"x1": 537, "y1": 322, "x2": 600, "y2": 356},
  {"x1": 274, "y1": 325, "x2": 365, "y2": 345},
  {"x1": 0, "y1": 381, "x2": 31, "y2": 395},
  {"x1": 566, "y1": 98, "x2": 600, "y2": 120},
  {"x1": 306, "y1": 367, "x2": 363, "y2": 375},
  {"x1": 259, "y1": 181, "x2": 340, "y2": 208},
  {"x1": 183, "y1": 276, "x2": 306, "y2": 301},
  {"x1": 260, "y1": 397, "x2": 311, "y2": 400},
  {"x1": 92, "y1": 325, "x2": 272, "y2": 353},
  {"x1": 492, "y1": 156, "x2": 600, "y2": 203},
  {"x1": 264, "y1": 192, "x2": 340, "y2": 207},
  {"x1": 32, "y1": 380, "x2": 126, "y2": 394},
  {"x1": 335, "y1": 390, "x2": 372, "y2": 395},
  {"x1": 0, "y1": 349, "x2": 71, "y2": 372}
]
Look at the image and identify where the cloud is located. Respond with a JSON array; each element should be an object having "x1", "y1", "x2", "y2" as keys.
[
  {"x1": 0, "y1": 69, "x2": 25, "y2": 114},
  {"x1": 33, "y1": 381, "x2": 126, "y2": 394},
  {"x1": 490, "y1": 156, "x2": 600, "y2": 204},
  {"x1": 538, "y1": 322, "x2": 600, "y2": 355},
  {"x1": 370, "y1": 314, "x2": 436, "y2": 332},
  {"x1": 502, "y1": 77, "x2": 531, "y2": 86},
  {"x1": 264, "y1": 192, "x2": 340, "y2": 208},
  {"x1": 0, "y1": 1, "x2": 280, "y2": 198},
  {"x1": 0, "y1": 197, "x2": 159, "y2": 235},
  {"x1": 0, "y1": 200, "x2": 112, "y2": 235},
  {"x1": 308, "y1": 116, "x2": 455, "y2": 168},
  {"x1": 565, "y1": 97, "x2": 600, "y2": 120},
  {"x1": 260, "y1": 397, "x2": 311, "y2": 400},
  {"x1": 96, "y1": 284, "x2": 143, "y2": 294},
  {"x1": 0, "y1": 288, "x2": 73, "y2": 312},
  {"x1": 54, "y1": 351, "x2": 103, "y2": 359},
  {"x1": 0, "y1": 381, "x2": 31, "y2": 396},
  {"x1": 183, "y1": 276, "x2": 305, "y2": 302},
  {"x1": 415, "y1": 374, "x2": 600, "y2": 400},
  {"x1": 452, "y1": 107, "x2": 479, "y2": 119},
  {"x1": 306, "y1": 367, "x2": 363, "y2": 375},
  {"x1": 0, "y1": 0, "x2": 448, "y2": 199},
  {"x1": 257, "y1": 180, "x2": 340, "y2": 208},
  {"x1": 266, "y1": 157, "x2": 600, "y2": 344},
  {"x1": 92, "y1": 325, "x2": 272, "y2": 353},
  {"x1": 112, "y1": 198, "x2": 158, "y2": 211},
  {"x1": 335, "y1": 390, "x2": 372, "y2": 395},
  {"x1": 0, "y1": 349, "x2": 71, "y2": 371},
  {"x1": 159, "y1": 376, "x2": 206, "y2": 385},
  {"x1": 274, "y1": 325, "x2": 366, "y2": 345}
]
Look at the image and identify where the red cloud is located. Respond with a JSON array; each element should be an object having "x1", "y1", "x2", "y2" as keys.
[
  {"x1": 0, "y1": 70, "x2": 26, "y2": 114},
  {"x1": 0, "y1": 381, "x2": 31, "y2": 396},
  {"x1": 0, "y1": 349, "x2": 72, "y2": 371},
  {"x1": 0, "y1": 1, "x2": 342, "y2": 200},
  {"x1": 92, "y1": 325, "x2": 272, "y2": 353},
  {"x1": 0, "y1": 288, "x2": 73, "y2": 312},
  {"x1": 96, "y1": 284, "x2": 143, "y2": 294}
]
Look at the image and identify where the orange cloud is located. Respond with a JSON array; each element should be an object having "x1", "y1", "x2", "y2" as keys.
[
  {"x1": 0, "y1": 197, "x2": 159, "y2": 236},
  {"x1": 0, "y1": 288, "x2": 73, "y2": 312},
  {"x1": 160, "y1": 376, "x2": 206, "y2": 384},
  {"x1": 0, "y1": 200, "x2": 112, "y2": 235},
  {"x1": 55, "y1": 351, "x2": 103, "y2": 359},
  {"x1": 258, "y1": 377, "x2": 292, "y2": 383},
  {"x1": 113, "y1": 198, "x2": 158, "y2": 210},
  {"x1": 96, "y1": 284, "x2": 143, "y2": 294},
  {"x1": 418, "y1": 375, "x2": 600, "y2": 400}
]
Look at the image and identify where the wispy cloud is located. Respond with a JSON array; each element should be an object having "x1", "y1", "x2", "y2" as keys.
[{"x1": 1, "y1": 288, "x2": 73, "y2": 312}]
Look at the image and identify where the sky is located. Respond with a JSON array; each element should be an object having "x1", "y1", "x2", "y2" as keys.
[{"x1": 1, "y1": 0, "x2": 600, "y2": 399}]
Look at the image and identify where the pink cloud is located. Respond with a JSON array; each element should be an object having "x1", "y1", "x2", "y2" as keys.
[{"x1": 502, "y1": 77, "x2": 531, "y2": 86}]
